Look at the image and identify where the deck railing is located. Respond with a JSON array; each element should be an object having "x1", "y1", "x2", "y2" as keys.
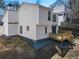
[{"x1": 61, "y1": 22, "x2": 79, "y2": 28}]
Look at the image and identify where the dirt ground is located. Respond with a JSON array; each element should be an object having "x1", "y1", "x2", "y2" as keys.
[
  {"x1": 51, "y1": 45, "x2": 79, "y2": 59},
  {"x1": 0, "y1": 35, "x2": 78, "y2": 59},
  {"x1": 0, "y1": 35, "x2": 57, "y2": 59}
]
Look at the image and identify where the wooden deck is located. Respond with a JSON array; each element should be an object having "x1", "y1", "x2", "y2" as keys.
[{"x1": 49, "y1": 32, "x2": 74, "y2": 42}]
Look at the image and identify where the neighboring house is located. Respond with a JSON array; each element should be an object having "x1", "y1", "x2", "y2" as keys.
[
  {"x1": 51, "y1": 4, "x2": 66, "y2": 26},
  {"x1": 50, "y1": 11, "x2": 58, "y2": 33},
  {"x1": 18, "y1": 3, "x2": 52, "y2": 42},
  {"x1": 50, "y1": 4, "x2": 66, "y2": 33},
  {"x1": 49, "y1": 0, "x2": 71, "y2": 33}
]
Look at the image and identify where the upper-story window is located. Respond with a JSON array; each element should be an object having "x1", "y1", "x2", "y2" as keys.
[
  {"x1": 48, "y1": 11, "x2": 51, "y2": 21},
  {"x1": 52, "y1": 14, "x2": 56, "y2": 22}
]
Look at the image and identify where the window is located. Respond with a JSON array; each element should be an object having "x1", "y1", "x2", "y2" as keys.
[
  {"x1": 51, "y1": 26, "x2": 56, "y2": 33},
  {"x1": 0, "y1": 22, "x2": 3, "y2": 26},
  {"x1": 52, "y1": 14, "x2": 56, "y2": 22},
  {"x1": 58, "y1": 14, "x2": 63, "y2": 16},
  {"x1": 45, "y1": 27, "x2": 47, "y2": 34},
  {"x1": 66, "y1": 15, "x2": 70, "y2": 23},
  {"x1": 48, "y1": 11, "x2": 51, "y2": 21},
  {"x1": 26, "y1": 26, "x2": 29, "y2": 31},
  {"x1": 20, "y1": 26, "x2": 23, "y2": 34}
]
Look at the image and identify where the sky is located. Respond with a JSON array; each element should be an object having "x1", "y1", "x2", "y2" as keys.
[
  {"x1": 4, "y1": 0, "x2": 56, "y2": 7},
  {"x1": 0, "y1": 0, "x2": 56, "y2": 15}
]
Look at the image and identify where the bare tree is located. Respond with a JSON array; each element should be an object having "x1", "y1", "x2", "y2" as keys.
[{"x1": 0, "y1": 0, "x2": 4, "y2": 8}]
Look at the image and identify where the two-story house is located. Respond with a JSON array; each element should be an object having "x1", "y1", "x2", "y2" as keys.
[
  {"x1": 18, "y1": 3, "x2": 52, "y2": 42},
  {"x1": 2, "y1": 2, "x2": 62, "y2": 49},
  {"x1": 2, "y1": 2, "x2": 55, "y2": 49}
]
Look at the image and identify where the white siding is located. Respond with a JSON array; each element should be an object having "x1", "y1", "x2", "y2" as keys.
[
  {"x1": 18, "y1": 4, "x2": 39, "y2": 26},
  {"x1": 3, "y1": 22, "x2": 8, "y2": 36},
  {"x1": 18, "y1": 3, "x2": 52, "y2": 40},
  {"x1": 19, "y1": 25, "x2": 36, "y2": 40},
  {"x1": 36, "y1": 25, "x2": 52, "y2": 40},
  {"x1": 18, "y1": 4, "x2": 39, "y2": 40},
  {"x1": 2, "y1": 10, "x2": 18, "y2": 36},
  {"x1": 8, "y1": 11, "x2": 18, "y2": 23},
  {"x1": 2, "y1": 11, "x2": 8, "y2": 36},
  {"x1": 58, "y1": 15, "x2": 64, "y2": 26},
  {"x1": 18, "y1": 3, "x2": 50, "y2": 26},
  {"x1": 39, "y1": 7, "x2": 50, "y2": 25},
  {"x1": 2, "y1": 3, "x2": 53, "y2": 41},
  {"x1": 0, "y1": 26, "x2": 3, "y2": 36},
  {"x1": 8, "y1": 24, "x2": 18, "y2": 36}
]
